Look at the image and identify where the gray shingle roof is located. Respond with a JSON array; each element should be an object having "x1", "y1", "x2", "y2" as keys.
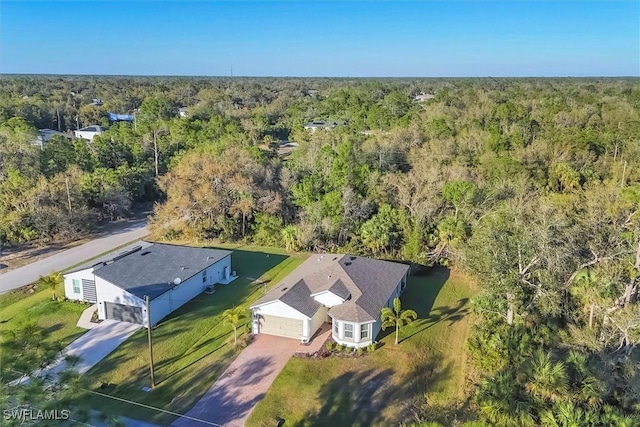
[
  {"x1": 251, "y1": 254, "x2": 409, "y2": 323},
  {"x1": 93, "y1": 243, "x2": 232, "y2": 301},
  {"x1": 327, "y1": 279, "x2": 351, "y2": 300},
  {"x1": 66, "y1": 241, "x2": 154, "y2": 274},
  {"x1": 280, "y1": 280, "x2": 322, "y2": 318}
]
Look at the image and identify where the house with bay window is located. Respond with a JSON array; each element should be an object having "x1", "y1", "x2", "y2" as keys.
[{"x1": 250, "y1": 254, "x2": 409, "y2": 348}]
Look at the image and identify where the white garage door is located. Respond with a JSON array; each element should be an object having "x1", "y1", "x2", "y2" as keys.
[{"x1": 259, "y1": 315, "x2": 303, "y2": 339}]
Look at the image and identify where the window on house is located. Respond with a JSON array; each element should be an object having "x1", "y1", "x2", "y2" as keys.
[
  {"x1": 344, "y1": 323, "x2": 353, "y2": 339},
  {"x1": 72, "y1": 279, "x2": 80, "y2": 294},
  {"x1": 334, "y1": 320, "x2": 339, "y2": 336},
  {"x1": 202, "y1": 270, "x2": 207, "y2": 283},
  {"x1": 360, "y1": 323, "x2": 369, "y2": 340}
]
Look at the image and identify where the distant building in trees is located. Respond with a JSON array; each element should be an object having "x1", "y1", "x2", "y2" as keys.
[
  {"x1": 34, "y1": 129, "x2": 64, "y2": 149},
  {"x1": 74, "y1": 125, "x2": 107, "y2": 141},
  {"x1": 413, "y1": 92, "x2": 435, "y2": 102},
  {"x1": 304, "y1": 120, "x2": 339, "y2": 132}
]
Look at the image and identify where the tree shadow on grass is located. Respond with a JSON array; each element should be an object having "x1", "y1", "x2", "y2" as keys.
[
  {"x1": 286, "y1": 356, "x2": 453, "y2": 427},
  {"x1": 378, "y1": 267, "x2": 450, "y2": 342},
  {"x1": 41, "y1": 322, "x2": 63, "y2": 337},
  {"x1": 404, "y1": 351, "x2": 453, "y2": 401},
  {"x1": 402, "y1": 298, "x2": 470, "y2": 342},
  {"x1": 157, "y1": 341, "x2": 231, "y2": 384},
  {"x1": 290, "y1": 368, "x2": 396, "y2": 427}
]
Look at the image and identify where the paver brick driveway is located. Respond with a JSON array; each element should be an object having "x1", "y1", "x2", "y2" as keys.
[{"x1": 171, "y1": 334, "x2": 308, "y2": 427}]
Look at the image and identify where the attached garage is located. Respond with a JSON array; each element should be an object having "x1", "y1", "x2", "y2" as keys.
[
  {"x1": 258, "y1": 314, "x2": 303, "y2": 339},
  {"x1": 105, "y1": 302, "x2": 143, "y2": 324}
]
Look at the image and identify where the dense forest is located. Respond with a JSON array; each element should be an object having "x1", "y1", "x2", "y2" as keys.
[{"x1": 1, "y1": 75, "x2": 639, "y2": 425}]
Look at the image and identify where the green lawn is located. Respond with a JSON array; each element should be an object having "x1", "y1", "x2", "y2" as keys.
[
  {"x1": 247, "y1": 267, "x2": 477, "y2": 427},
  {"x1": 0, "y1": 282, "x2": 87, "y2": 346},
  {"x1": 83, "y1": 245, "x2": 307, "y2": 425},
  {"x1": 0, "y1": 282, "x2": 88, "y2": 379}
]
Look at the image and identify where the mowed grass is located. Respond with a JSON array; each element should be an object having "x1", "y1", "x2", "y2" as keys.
[
  {"x1": 84, "y1": 245, "x2": 307, "y2": 425},
  {"x1": 0, "y1": 282, "x2": 88, "y2": 379},
  {"x1": 247, "y1": 267, "x2": 477, "y2": 427},
  {"x1": 0, "y1": 282, "x2": 87, "y2": 346}
]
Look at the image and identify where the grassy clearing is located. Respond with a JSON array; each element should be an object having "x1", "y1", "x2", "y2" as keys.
[
  {"x1": 83, "y1": 245, "x2": 306, "y2": 425},
  {"x1": 247, "y1": 267, "x2": 477, "y2": 427}
]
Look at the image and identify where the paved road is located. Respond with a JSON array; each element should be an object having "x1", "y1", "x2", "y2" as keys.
[{"x1": 0, "y1": 217, "x2": 148, "y2": 294}]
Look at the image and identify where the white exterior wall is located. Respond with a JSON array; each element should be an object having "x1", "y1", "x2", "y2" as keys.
[
  {"x1": 95, "y1": 275, "x2": 145, "y2": 322},
  {"x1": 63, "y1": 268, "x2": 95, "y2": 301},
  {"x1": 311, "y1": 291, "x2": 344, "y2": 308},
  {"x1": 331, "y1": 316, "x2": 376, "y2": 349},
  {"x1": 74, "y1": 130, "x2": 103, "y2": 141}
]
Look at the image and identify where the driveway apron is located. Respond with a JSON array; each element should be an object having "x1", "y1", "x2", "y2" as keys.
[{"x1": 172, "y1": 334, "x2": 305, "y2": 427}]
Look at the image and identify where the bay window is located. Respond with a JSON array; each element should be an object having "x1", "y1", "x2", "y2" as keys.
[
  {"x1": 344, "y1": 323, "x2": 354, "y2": 339},
  {"x1": 360, "y1": 323, "x2": 370, "y2": 340}
]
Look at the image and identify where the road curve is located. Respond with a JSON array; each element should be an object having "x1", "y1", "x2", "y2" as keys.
[{"x1": 0, "y1": 218, "x2": 149, "y2": 294}]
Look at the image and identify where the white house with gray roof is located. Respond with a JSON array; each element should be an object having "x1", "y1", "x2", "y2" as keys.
[
  {"x1": 63, "y1": 242, "x2": 236, "y2": 327},
  {"x1": 74, "y1": 125, "x2": 107, "y2": 141},
  {"x1": 250, "y1": 254, "x2": 409, "y2": 348}
]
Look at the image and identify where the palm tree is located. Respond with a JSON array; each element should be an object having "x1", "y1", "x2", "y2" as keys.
[
  {"x1": 525, "y1": 350, "x2": 569, "y2": 403},
  {"x1": 573, "y1": 268, "x2": 600, "y2": 328},
  {"x1": 381, "y1": 297, "x2": 417, "y2": 345},
  {"x1": 476, "y1": 371, "x2": 536, "y2": 427},
  {"x1": 281, "y1": 225, "x2": 299, "y2": 252},
  {"x1": 36, "y1": 272, "x2": 62, "y2": 300},
  {"x1": 222, "y1": 306, "x2": 248, "y2": 346}
]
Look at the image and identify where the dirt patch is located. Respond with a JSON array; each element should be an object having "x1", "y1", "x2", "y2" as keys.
[{"x1": 0, "y1": 239, "x2": 91, "y2": 272}]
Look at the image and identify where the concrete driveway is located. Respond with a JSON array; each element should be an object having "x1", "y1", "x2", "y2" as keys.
[
  {"x1": 44, "y1": 319, "x2": 141, "y2": 376},
  {"x1": 172, "y1": 330, "x2": 330, "y2": 427}
]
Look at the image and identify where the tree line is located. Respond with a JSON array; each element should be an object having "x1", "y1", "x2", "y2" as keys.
[{"x1": 1, "y1": 75, "x2": 639, "y2": 424}]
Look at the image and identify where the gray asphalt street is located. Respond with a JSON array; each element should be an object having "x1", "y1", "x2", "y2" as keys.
[{"x1": 0, "y1": 218, "x2": 148, "y2": 294}]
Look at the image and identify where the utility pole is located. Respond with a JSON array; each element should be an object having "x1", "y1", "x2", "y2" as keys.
[
  {"x1": 145, "y1": 295, "x2": 155, "y2": 388},
  {"x1": 65, "y1": 177, "x2": 72, "y2": 214},
  {"x1": 153, "y1": 130, "x2": 159, "y2": 177}
]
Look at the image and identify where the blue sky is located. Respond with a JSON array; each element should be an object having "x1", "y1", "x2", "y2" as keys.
[{"x1": 1, "y1": 1, "x2": 638, "y2": 77}]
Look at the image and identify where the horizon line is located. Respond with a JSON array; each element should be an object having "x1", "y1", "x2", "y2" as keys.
[{"x1": 1, "y1": 73, "x2": 638, "y2": 79}]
